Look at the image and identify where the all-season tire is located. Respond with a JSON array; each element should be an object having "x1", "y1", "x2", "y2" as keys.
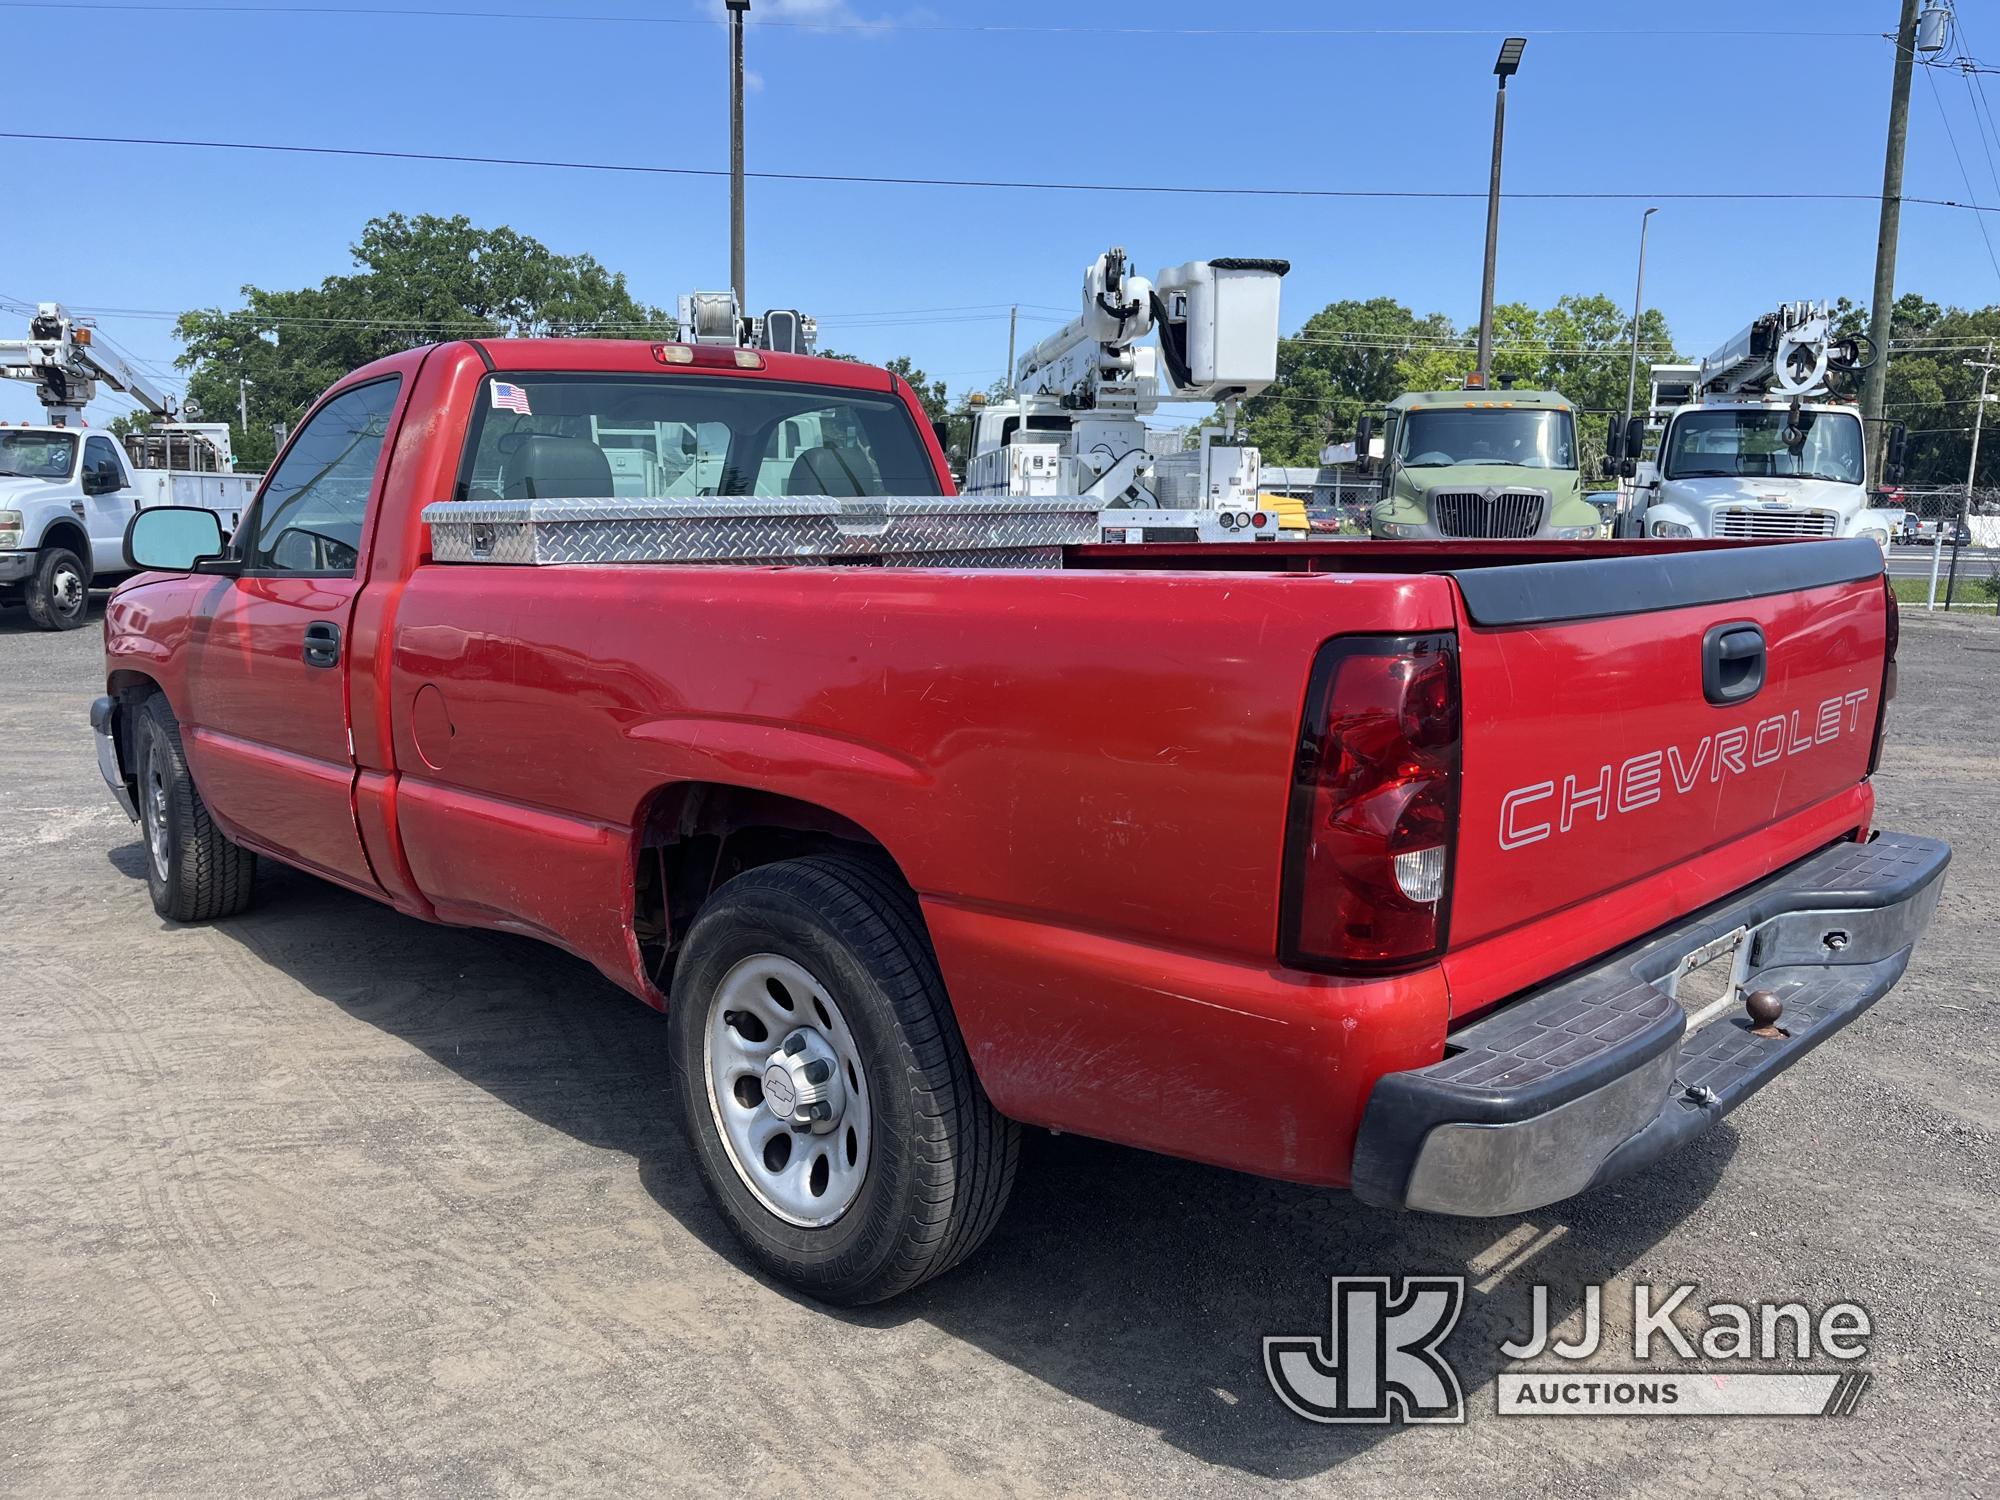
[
  {"x1": 24, "y1": 546, "x2": 89, "y2": 631},
  {"x1": 668, "y1": 854, "x2": 1018, "y2": 1304},
  {"x1": 135, "y1": 694, "x2": 256, "y2": 922}
]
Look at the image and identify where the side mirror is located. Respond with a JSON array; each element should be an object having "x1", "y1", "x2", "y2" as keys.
[
  {"x1": 1605, "y1": 418, "x2": 1627, "y2": 462},
  {"x1": 82, "y1": 468, "x2": 118, "y2": 496},
  {"x1": 1885, "y1": 421, "x2": 1909, "y2": 484},
  {"x1": 1352, "y1": 414, "x2": 1375, "y2": 473},
  {"x1": 1624, "y1": 416, "x2": 1646, "y2": 462},
  {"x1": 125, "y1": 505, "x2": 226, "y2": 573},
  {"x1": 931, "y1": 419, "x2": 951, "y2": 454}
]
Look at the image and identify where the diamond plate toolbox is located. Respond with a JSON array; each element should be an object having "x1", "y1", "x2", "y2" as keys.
[{"x1": 422, "y1": 495, "x2": 1102, "y2": 567}]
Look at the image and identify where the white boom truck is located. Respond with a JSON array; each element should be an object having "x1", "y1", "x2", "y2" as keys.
[
  {"x1": 0, "y1": 303, "x2": 259, "y2": 629},
  {"x1": 963, "y1": 249, "x2": 1293, "y2": 542},
  {"x1": 1620, "y1": 302, "x2": 1902, "y2": 549}
]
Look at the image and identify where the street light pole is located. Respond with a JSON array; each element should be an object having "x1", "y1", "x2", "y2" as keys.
[
  {"x1": 1622, "y1": 207, "x2": 1659, "y2": 440},
  {"x1": 726, "y1": 0, "x2": 750, "y2": 315},
  {"x1": 1475, "y1": 37, "x2": 1526, "y2": 385}
]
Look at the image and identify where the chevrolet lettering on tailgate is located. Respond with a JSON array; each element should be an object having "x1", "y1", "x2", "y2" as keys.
[{"x1": 1499, "y1": 689, "x2": 1876, "y2": 852}]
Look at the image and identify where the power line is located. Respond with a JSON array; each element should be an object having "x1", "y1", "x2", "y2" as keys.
[
  {"x1": 1946, "y1": 8, "x2": 2000, "y2": 199},
  {"x1": 0, "y1": 2, "x2": 1885, "y2": 39},
  {"x1": 1280, "y1": 332, "x2": 1679, "y2": 352},
  {"x1": 1921, "y1": 57, "x2": 2000, "y2": 283},
  {"x1": 1961, "y1": 63, "x2": 2000, "y2": 200},
  {"x1": 10, "y1": 129, "x2": 2000, "y2": 212},
  {"x1": 0, "y1": 290, "x2": 183, "y2": 385},
  {"x1": 816, "y1": 301, "x2": 1071, "y2": 320},
  {"x1": 48, "y1": 303, "x2": 1063, "y2": 341}
]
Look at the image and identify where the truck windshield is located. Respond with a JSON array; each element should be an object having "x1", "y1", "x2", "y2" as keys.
[
  {"x1": 0, "y1": 430, "x2": 79, "y2": 480},
  {"x1": 454, "y1": 373, "x2": 939, "y2": 502},
  {"x1": 1664, "y1": 409, "x2": 1865, "y2": 484},
  {"x1": 1398, "y1": 407, "x2": 1575, "y2": 469}
]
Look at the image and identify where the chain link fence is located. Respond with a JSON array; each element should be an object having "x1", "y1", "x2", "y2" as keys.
[{"x1": 1877, "y1": 486, "x2": 2000, "y2": 610}]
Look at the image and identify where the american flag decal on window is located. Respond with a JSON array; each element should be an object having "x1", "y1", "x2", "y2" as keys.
[{"x1": 489, "y1": 380, "x2": 532, "y2": 415}]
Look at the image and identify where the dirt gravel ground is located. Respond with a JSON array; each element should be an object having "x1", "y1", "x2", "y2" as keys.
[{"x1": 1, "y1": 603, "x2": 1995, "y2": 1499}]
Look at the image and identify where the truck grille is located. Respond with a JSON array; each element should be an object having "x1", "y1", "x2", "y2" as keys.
[
  {"x1": 1431, "y1": 490, "x2": 1547, "y2": 539},
  {"x1": 1713, "y1": 508, "x2": 1838, "y2": 539}
]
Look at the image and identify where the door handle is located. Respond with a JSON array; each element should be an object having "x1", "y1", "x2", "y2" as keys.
[
  {"x1": 1701, "y1": 621, "x2": 1765, "y2": 706},
  {"x1": 303, "y1": 621, "x2": 342, "y2": 669}
]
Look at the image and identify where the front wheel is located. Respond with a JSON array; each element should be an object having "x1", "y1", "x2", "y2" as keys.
[
  {"x1": 24, "y1": 546, "x2": 89, "y2": 630},
  {"x1": 668, "y1": 855, "x2": 1018, "y2": 1304},
  {"x1": 135, "y1": 694, "x2": 257, "y2": 922}
]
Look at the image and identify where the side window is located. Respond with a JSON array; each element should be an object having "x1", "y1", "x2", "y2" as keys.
[
  {"x1": 246, "y1": 377, "x2": 401, "y2": 575},
  {"x1": 83, "y1": 436, "x2": 124, "y2": 492}
]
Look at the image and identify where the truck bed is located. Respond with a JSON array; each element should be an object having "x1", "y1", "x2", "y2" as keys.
[{"x1": 378, "y1": 531, "x2": 1890, "y2": 1181}]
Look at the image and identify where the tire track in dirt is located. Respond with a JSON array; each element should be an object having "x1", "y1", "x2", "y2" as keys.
[{"x1": 2, "y1": 953, "x2": 423, "y2": 1493}]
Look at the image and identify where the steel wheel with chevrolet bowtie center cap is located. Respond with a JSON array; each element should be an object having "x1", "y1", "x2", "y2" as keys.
[
  {"x1": 667, "y1": 855, "x2": 1018, "y2": 1304},
  {"x1": 705, "y1": 953, "x2": 873, "y2": 1227}
]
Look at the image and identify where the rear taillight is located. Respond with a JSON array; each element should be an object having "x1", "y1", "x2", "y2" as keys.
[
  {"x1": 1281, "y1": 634, "x2": 1461, "y2": 973},
  {"x1": 1869, "y1": 574, "x2": 1899, "y2": 774}
]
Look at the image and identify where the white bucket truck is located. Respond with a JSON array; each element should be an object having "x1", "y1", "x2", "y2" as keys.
[
  {"x1": 1617, "y1": 302, "x2": 1903, "y2": 550},
  {"x1": 0, "y1": 303, "x2": 259, "y2": 629},
  {"x1": 963, "y1": 248, "x2": 1292, "y2": 542}
]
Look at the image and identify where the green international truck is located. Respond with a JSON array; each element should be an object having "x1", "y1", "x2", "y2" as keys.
[{"x1": 1355, "y1": 387, "x2": 1602, "y2": 541}]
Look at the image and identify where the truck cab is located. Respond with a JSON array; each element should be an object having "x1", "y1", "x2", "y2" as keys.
[
  {"x1": 0, "y1": 424, "x2": 134, "y2": 627},
  {"x1": 1634, "y1": 398, "x2": 1893, "y2": 549},
  {"x1": 1364, "y1": 388, "x2": 1600, "y2": 541},
  {"x1": 0, "y1": 420, "x2": 257, "y2": 629},
  {"x1": 1626, "y1": 305, "x2": 1895, "y2": 551}
]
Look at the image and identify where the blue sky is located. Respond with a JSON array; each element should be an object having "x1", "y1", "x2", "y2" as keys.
[{"x1": 5, "y1": 0, "x2": 1999, "y2": 427}]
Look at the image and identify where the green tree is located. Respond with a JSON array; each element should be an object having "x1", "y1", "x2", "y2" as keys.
[
  {"x1": 883, "y1": 355, "x2": 949, "y2": 423},
  {"x1": 1834, "y1": 293, "x2": 2000, "y2": 488},
  {"x1": 1240, "y1": 293, "x2": 1677, "y2": 471},
  {"x1": 175, "y1": 213, "x2": 674, "y2": 469},
  {"x1": 1237, "y1": 298, "x2": 1457, "y2": 466}
]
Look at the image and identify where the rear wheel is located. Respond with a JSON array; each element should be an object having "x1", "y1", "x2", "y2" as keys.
[
  {"x1": 668, "y1": 854, "x2": 1018, "y2": 1304},
  {"x1": 24, "y1": 546, "x2": 88, "y2": 631},
  {"x1": 135, "y1": 695, "x2": 257, "y2": 921}
]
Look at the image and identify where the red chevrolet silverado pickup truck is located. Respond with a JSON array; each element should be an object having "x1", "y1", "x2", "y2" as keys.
[{"x1": 92, "y1": 337, "x2": 1947, "y2": 1303}]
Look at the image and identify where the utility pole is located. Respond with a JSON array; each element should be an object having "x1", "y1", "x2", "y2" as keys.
[
  {"x1": 1622, "y1": 206, "x2": 1659, "y2": 442},
  {"x1": 237, "y1": 376, "x2": 252, "y2": 436},
  {"x1": 1006, "y1": 305, "x2": 1018, "y2": 393},
  {"x1": 1863, "y1": 0, "x2": 1923, "y2": 481},
  {"x1": 1946, "y1": 343, "x2": 1997, "y2": 608},
  {"x1": 1475, "y1": 38, "x2": 1526, "y2": 385},
  {"x1": 726, "y1": 0, "x2": 750, "y2": 315}
]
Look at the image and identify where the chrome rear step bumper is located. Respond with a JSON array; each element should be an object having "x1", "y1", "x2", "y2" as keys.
[{"x1": 1351, "y1": 831, "x2": 1949, "y2": 1216}]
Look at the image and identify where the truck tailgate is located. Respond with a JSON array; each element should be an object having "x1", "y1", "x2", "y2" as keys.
[{"x1": 1447, "y1": 540, "x2": 1888, "y2": 963}]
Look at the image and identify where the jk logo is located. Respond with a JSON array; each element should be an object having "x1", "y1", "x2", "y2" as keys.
[{"x1": 1263, "y1": 1277, "x2": 1466, "y2": 1424}]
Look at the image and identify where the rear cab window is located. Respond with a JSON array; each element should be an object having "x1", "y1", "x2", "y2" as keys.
[{"x1": 453, "y1": 374, "x2": 941, "y2": 502}]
